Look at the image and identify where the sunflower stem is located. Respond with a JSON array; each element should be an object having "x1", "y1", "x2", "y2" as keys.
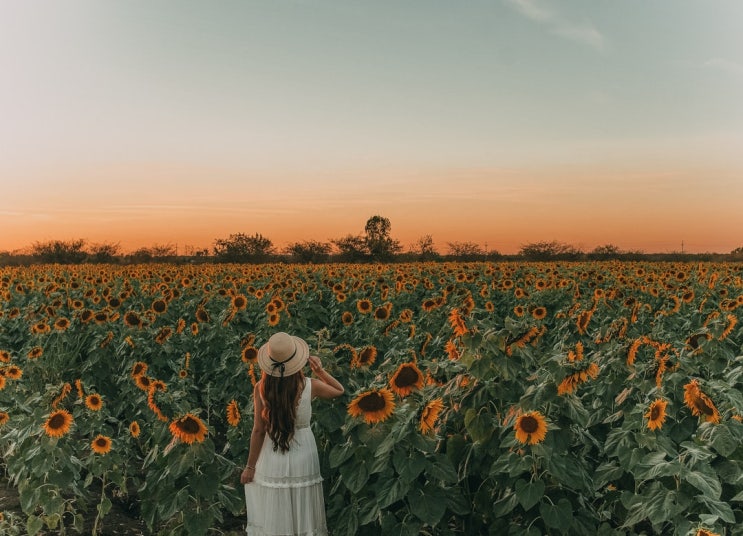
[{"x1": 92, "y1": 473, "x2": 107, "y2": 535}]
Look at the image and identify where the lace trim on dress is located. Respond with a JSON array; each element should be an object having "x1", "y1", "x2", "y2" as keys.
[{"x1": 254, "y1": 475, "x2": 324, "y2": 489}]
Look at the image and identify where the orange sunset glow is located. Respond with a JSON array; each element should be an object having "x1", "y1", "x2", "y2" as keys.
[{"x1": 2, "y1": 2, "x2": 742, "y2": 255}]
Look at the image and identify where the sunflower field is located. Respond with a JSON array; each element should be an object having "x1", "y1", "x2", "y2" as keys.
[{"x1": 1, "y1": 261, "x2": 742, "y2": 535}]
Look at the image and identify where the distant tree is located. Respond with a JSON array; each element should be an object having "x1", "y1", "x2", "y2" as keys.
[
  {"x1": 87, "y1": 242, "x2": 121, "y2": 263},
  {"x1": 128, "y1": 248, "x2": 154, "y2": 263},
  {"x1": 31, "y1": 239, "x2": 88, "y2": 264},
  {"x1": 331, "y1": 234, "x2": 369, "y2": 262},
  {"x1": 519, "y1": 240, "x2": 582, "y2": 260},
  {"x1": 446, "y1": 241, "x2": 485, "y2": 259},
  {"x1": 284, "y1": 240, "x2": 332, "y2": 263},
  {"x1": 411, "y1": 234, "x2": 440, "y2": 261},
  {"x1": 150, "y1": 244, "x2": 177, "y2": 258},
  {"x1": 730, "y1": 246, "x2": 743, "y2": 260},
  {"x1": 591, "y1": 244, "x2": 622, "y2": 256},
  {"x1": 364, "y1": 215, "x2": 402, "y2": 261},
  {"x1": 213, "y1": 233, "x2": 275, "y2": 262}
]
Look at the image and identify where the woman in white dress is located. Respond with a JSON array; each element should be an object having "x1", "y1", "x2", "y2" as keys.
[{"x1": 240, "y1": 332, "x2": 344, "y2": 536}]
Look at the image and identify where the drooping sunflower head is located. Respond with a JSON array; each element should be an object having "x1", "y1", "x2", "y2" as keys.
[
  {"x1": 0, "y1": 411, "x2": 9, "y2": 427},
  {"x1": 131, "y1": 361, "x2": 148, "y2": 378},
  {"x1": 91, "y1": 434, "x2": 112, "y2": 454},
  {"x1": 389, "y1": 362, "x2": 424, "y2": 397},
  {"x1": 0, "y1": 350, "x2": 11, "y2": 363},
  {"x1": 645, "y1": 398, "x2": 668, "y2": 431},
  {"x1": 348, "y1": 388, "x2": 395, "y2": 425},
  {"x1": 226, "y1": 400, "x2": 241, "y2": 427},
  {"x1": 169, "y1": 413, "x2": 208, "y2": 444},
  {"x1": 341, "y1": 311, "x2": 354, "y2": 326},
  {"x1": 27, "y1": 346, "x2": 44, "y2": 360},
  {"x1": 514, "y1": 411, "x2": 548, "y2": 445},
  {"x1": 43, "y1": 409, "x2": 73, "y2": 438},
  {"x1": 420, "y1": 398, "x2": 445, "y2": 434}
]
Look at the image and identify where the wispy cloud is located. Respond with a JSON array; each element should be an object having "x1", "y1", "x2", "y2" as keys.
[
  {"x1": 704, "y1": 57, "x2": 743, "y2": 76},
  {"x1": 505, "y1": 0, "x2": 605, "y2": 50}
]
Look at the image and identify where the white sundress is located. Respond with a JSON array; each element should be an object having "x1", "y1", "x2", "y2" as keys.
[{"x1": 244, "y1": 378, "x2": 328, "y2": 536}]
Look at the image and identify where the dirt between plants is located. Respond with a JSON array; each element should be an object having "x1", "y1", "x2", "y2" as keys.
[{"x1": 0, "y1": 477, "x2": 245, "y2": 535}]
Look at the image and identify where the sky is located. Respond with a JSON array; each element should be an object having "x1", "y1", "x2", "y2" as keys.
[{"x1": 2, "y1": 0, "x2": 742, "y2": 255}]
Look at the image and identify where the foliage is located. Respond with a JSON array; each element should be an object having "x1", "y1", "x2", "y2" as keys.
[
  {"x1": 284, "y1": 240, "x2": 332, "y2": 263},
  {"x1": 519, "y1": 240, "x2": 583, "y2": 260},
  {"x1": 1, "y1": 260, "x2": 742, "y2": 535},
  {"x1": 213, "y1": 233, "x2": 275, "y2": 263}
]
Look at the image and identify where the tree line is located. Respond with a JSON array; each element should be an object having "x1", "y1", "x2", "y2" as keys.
[{"x1": 2, "y1": 215, "x2": 742, "y2": 265}]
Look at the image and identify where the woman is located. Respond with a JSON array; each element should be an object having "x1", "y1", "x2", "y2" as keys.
[{"x1": 240, "y1": 331, "x2": 344, "y2": 535}]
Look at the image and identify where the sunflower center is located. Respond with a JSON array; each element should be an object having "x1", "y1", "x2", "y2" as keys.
[
  {"x1": 177, "y1": 417, "x2": 201, "y2": 434},
  {"x1": 695, "y1": 398, "x2": 714, "y2": 416},
  {"x1": 394, "y1": 366, "x2": 420, "y2": 387},
  {"x1": 48, "y1": 413, "x2": 66, "y2": 429},
  {"x1": 520, "y1": 416, "x2": 539, "y2": 434},
  {"x1": 358, "y1": 349, "x2": 374, "y2": 364},
  {"x1": 357, "y1": 392, "x2": 386, "y2": 412},
  {"x1": 95, "y1": 438, "x2": 108, "y2": 447},
  {"x1": 650, "y1": 405, "x2": 661, "y2": 420}
]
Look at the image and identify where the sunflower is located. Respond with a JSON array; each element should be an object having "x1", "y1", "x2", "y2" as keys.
[
  {"x1": 0, "y1": 350, "x2": 11, "y2": 363},
  {"x1": 232, "y1": 294, "x2": 248, "y2": 310},
  {"x1": 514, "y1": 411, "x2": 548, "y2": 445},
  {"x1": 190, "y1": 322, "x2": 199, "y2": 336},
  {"x1": 154, "y1": 327, "x2": 173, "y2": 345},
  {"x1": 374, "y1": 306, "x2": 390, "y2": 321},
  {"x1": 80, "y1": 310, "x2": 94, "y2": 323},
  {"x1": 227, "y1": 400, "x2": 241, "y2": 427},
  {"x1": 175, "y1": 318, "x2": 186, "y2": 333},
  {"x1": 448, "y1": 308, "x2": 468, "y2": 337},
  {"x1": 0, "y1": 411, "x2": 9, "y2": 427},
  {"x1": 267, "y1": 313, "x2": 280, "y2": 326},
  {"x1": 27, "y1": 346, "x2": 43, "y2": 360},
  {"x1": 53, "y1": 317, "x2": 71, "y2": 331},
  {"x1": 169, "y1": 413, "x2": 208, "y2": 444},
  {"x1": 129, "y1": 421, "x2": 141, "y2": 438},
  {"x1": 151, "y1": 299, "x2": 168, "y2": 314},
  {"x1": 93, "y1": 311, "x2": 108, "y2": 324},
  {"x1": 353, "y1": 346, "x2": 377, "y2": 368},
  {"x1": 43, "y1": 409, "x2": 73, "y2": 438},
  {"x1": 4, "y1": 365, "x2": 22, "y2": 380},
  {"x1": 719, "y1": 313, "x2": 737, "y2": 341},
  {"x1": 531, "y1": 306, "x2": 547, "y2": 320},
  {"x1": 420, "y1": 398, "x2": 444, "y2": 434},
  {"x1": 683, "y1": 380, "x2": 720, "y2": 424},
  {"x1": 445, "y1": 339, "x2": 460, "y2": 360},
  {"x1": 241, "y1": 346, "x2": 258, "y2": 363},
  {"x1": 645, "y1": 399, "x2": 668, "y2": 431},
  {"x1": 341, "y1": 311, "x2": 354, "y2": 326},
  {"x1": 695, "y1": 529, "x2": 720, "y2": 536},
  {"x1": 131, "y1": 361, "x2": 148, "y2": 378},
  {"x1": 195, "y1": 307, "x2": 210, "y2": 323},
  {"x1": 123, "y1": 311, "x2": 142, "y2": 328},
  {"x1": 0, "y1": 375, "x2": 5, "y2": 390},
  {"x1": 389, "y1": 362, "x2": 424, "y2": 397},
  {"x1": 399, "y1": 309, "x2": 414, "y2": 323},
  {"x1": 513, "y1": 305, "x2": 525, "y2": 317},
  {"x1": 485, "y1": 301, "x2": 495, "y2": 312},
  {"x1": 421, "y1": 298, "x2": 438, "y2": 312},
  {"x1": 134, "y1": 375, "x2": 152, "y2": 391},
  {"x1": 91, "y1": 434, "x2": 112, "y2": 455},
  {"x1": 347, "y1": 389, "x2": 396, "y2": 424},
  {"x1": 85, "y1": 394, "x2": 103, "y2": 411},
  {"x1": 178, "y1": 369, "x2": 188, "y2": 379}
]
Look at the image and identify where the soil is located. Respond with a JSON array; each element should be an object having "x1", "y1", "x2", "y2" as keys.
[{"x1": 0, "y1": 477, "x2": 245, "y2": 535}]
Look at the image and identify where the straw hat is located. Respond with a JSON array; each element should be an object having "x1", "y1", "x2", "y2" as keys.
[{"x1": 257, "y1": 332, "x2": 309, "y2": 378}]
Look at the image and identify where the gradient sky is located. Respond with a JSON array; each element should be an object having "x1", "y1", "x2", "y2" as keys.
[{"x1": 2, "y1": 0, "x2": 742, "y2": 254}]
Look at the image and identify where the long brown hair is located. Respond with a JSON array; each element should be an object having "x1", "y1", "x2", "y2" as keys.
[{"x1": 260, "y1": 371, "x2": 305, "y2": 453}]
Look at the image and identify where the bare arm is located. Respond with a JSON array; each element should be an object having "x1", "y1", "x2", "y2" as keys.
[
  {"x1": 240, "y1": 381, "x2": 266, "y2": 484},
  {"x1": 308, "y1": 355, "x2": 344, "y2": 399}
]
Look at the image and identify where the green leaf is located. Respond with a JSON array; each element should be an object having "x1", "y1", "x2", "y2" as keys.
[
  {"x1": 97, "y1": 496, "x2": 113, "y2": 517},
  {"x1": 710, "y1": 424, "x2": 738, "y2": 457},
  {"x1": 539, "y1": 498, "x2": 573, "y2": 531},
  {"x1": 464, "y1": 408, "x2": 494, "y2": 443},
  {"x1": 408, "y1": 484, "x2": 447, "y2": 526},
  {"x1": 330, "y1": 441, "x2": 356, "y2": 468},
  {"x1": 697, "y1": 494, "x2": 736, "y2": 523},
  {"x1": 515, "y1": 478, "x2": 545, "y2": 512},
  {"x1": 377, "y1": 476, "x2": 410, "y2": 509},
  {"x1": 26, "y1": 514, "x2": 44, "y2": 536},
  {"x1": 492, "y1": 492, "x2": 518, "y2": 518},
  {"x1": 184, "y1": 508, "x2": 213, "y2": 536},
  {"x1": 683, "y1": 471, "x2": 721, "y2": 500},
  {"x1": 427, "y1": 457, "x2": 458, "y2": 483}
]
